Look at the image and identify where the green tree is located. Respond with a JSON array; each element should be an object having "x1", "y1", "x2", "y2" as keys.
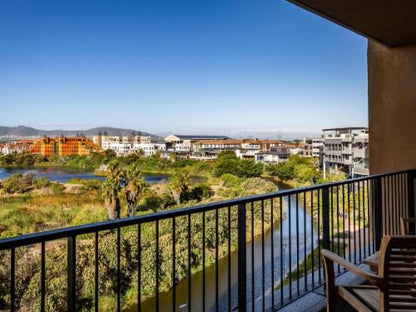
[
  {"x1": 123, "y1": 164, "x2": 148, "y2": 217},
  {"x1": 214, "y1": 151, "x2": 240, "y2": 176},
  {"x1": 101, "y1": 160, "x2": 122, "y2": 220},
  {"x1": 294, "y1": 164, "x2": 319, "y2": 184},
  {"x1": 168, "y1": 170, "x2": 190, "y2": 205},
  {"x1": 238, "y1": 159, "x2": 263, "y2": 178}
]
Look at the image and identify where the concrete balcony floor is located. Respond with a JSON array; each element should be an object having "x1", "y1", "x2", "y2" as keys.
[{"x1": 277, "y1": 264, "x2": 371, "y2": 312}]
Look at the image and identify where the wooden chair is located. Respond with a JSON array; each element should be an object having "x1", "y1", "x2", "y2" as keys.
[
  {"x1": 400, "y1": 218, "x2": 416, "y2": 235},
  {"x1": 322, "y1": 235, "x2": 416, "y2": 312}
]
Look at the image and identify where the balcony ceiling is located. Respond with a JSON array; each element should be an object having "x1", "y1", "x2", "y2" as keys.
[{"x1": 287, "y1": 0, "x2": 416, "y2": 47}]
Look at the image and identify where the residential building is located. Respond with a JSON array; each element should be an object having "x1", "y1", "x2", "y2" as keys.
[
  {"x1": 302, "y1": 137, "x2": 324, "y2": 167},
  {"x1": 323, "y1": 127, "x2": 369, "y2": 177},
  {"x1": 131, "y1": 142, "x2": 166, "y2": 157},
  {"x1": 255, "y1": 147, "x2": 290, "y2": 164},
  {"x1": 30, "y1": 137, "x2": 99, "y2": 156},
  {"x1": 92, "y1": 134, "x2": 156, "y2": 156},
  {"x1": 0, "y1": 140, "x2": 35, "y2": 155},
  {"x1": 164, "y1": 134, "x2": 231, "y2": 153}
]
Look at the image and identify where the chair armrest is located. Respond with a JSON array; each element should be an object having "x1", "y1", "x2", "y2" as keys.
[{"x1": 321, "y1": 249, "x2": 382, "y2": 286}]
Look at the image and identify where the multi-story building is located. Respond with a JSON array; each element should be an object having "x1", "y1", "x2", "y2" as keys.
[
  {"x1": 92, "y1": 134, "x2": 155, "y2": 156},
  {"x1": 255, "y1": 147, "x2": 290, "y2": 164},
  {"x1": 323, "y1": 127, "x2": 369, "y2": 177},
  {"x1": 30, "y1": 137, "x2": 98, "y2": 156},
  {"x1": 0, "y1": 140, "x2": 35, "y2": 155},
  {"x1": 302, "y1": 137, "x2": 324, "y2": 167},
  {"x1": 164, "y1": 134, "x2": 231, "y2": 154},
  {"x1": 131, "y1": 142, "x2": 166, "y2": 157}
]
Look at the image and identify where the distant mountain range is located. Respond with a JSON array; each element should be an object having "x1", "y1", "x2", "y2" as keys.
[{"x1": 0, "y1": 126, "x2": 156, "y2": 138}]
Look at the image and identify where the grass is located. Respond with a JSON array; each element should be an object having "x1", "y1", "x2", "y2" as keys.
[{"x1": 0, "y1": 191, "x2": 107, "y2": 238}]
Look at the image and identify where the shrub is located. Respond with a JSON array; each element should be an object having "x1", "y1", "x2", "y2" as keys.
[
  {"x1": 240, "y1": 177, "x2": 278, "y2": 196},
  {"x1": 34, "y1": 177, "x2": 51, "y2": 189},
  {"x1": 221, "y1": 173, "x2": 242, "y2": 188},
  {"x1": 187, "y1": 184, "x2": 214, "y2": 201},
  {"x1": 1, "y1": 174, "x2": 33, "y2": 194},
  {"x1": 50, "y1": 182, "x2": 65, "y2": 194}
]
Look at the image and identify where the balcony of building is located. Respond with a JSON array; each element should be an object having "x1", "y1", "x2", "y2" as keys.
[
  {"x1": 0, "y1": 170, "x2": 412, "y2": 312},
  {"x1": 2, "y1": 1, "x2": 416, "y2": 312}
]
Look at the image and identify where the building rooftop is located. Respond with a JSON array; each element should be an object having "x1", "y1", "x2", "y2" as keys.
[
  {"x1": 169, "y1": 134, "x2": 232, "y2": 140},
  {"x1": 322, "y1": 127, "x2": 368, "y2": 132}
]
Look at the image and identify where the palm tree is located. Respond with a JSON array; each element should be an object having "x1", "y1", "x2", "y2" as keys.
[
  {"x1": 168, "y1": 170, "x2": 190, "y2": 205},
  {"x1": 124, "y1": 164, "x2": 148, "y2": 217},
  {"x1": 101, "y1": 160, "x2": 122, "y2": 220}
]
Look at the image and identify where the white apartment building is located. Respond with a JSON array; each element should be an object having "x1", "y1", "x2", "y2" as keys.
[
  {"x1": 255, "y1": 147, "x2": 290, "y2": 164},
  {"x1": 164, "y1": 134, "x2": 231, "y2": 153},
  {"x1": 312, "y1": 138, "x2": 324, "y2": 157},
  {"x1": 92, "y1": 134, "x2": 164, "y2": 156},
  {"x1": 323, "y1": 127, "x2": 369, "y2": 177},
  {"x1": 131, "y1": 143, "x2": 166, "y2": 157}
]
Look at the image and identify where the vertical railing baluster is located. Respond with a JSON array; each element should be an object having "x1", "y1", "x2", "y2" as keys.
[
  {"x1": 317, "y1": 189, "x2": 322, "y2": 284},
  {"x1": 172, "y1": 217, "x2": 176, "y2": 312},
  {"x1": 310, "y1": 191, "x2": 315, "y2": 288},
  {"x1": 202, "y1": 211, "x2": 206, "y2": 312},
  {"x1": 117, "y1": 228, "x2": 121, "y2": 312},
  {"x1": 408, "y1": 171, "x2": 415, "y2": 234},
  {"x1": 394, "y1": 175, "x2": 398, "y2": 234},
  {"x1": 95, "y1": 231, "x2": 99, "y2": 312},
  {"x1": 10, "y1": 248, "x2": 15, "y2": 312},
  {"x1": 352, "y1": 182, "x2": 357, "y2": 264},
  {"x1": 366, "y1": 180, "x2": 371, "y2": 256},
  {"x1": 357, "y1": 181, "x2": 362, "y2": 263},
  {"x1": 322, "y1": 187, "x2": 330, "y2": 251},
  {"x1": 279, "y1": 197, "x2": 284, "y2": 306},
  {"x1": 347, "y1": 183, "x2": 351, "y2": 263},
  {"x1": 362, "y1": 180, "x2": 367, "y2": 258},
  {"x1": 215, "y1": 209, "x2": 219, "y2": 312},
  {"x1": 156, "y1": 221, "x2": 160, "y2": 312},
  {"x1": 399, "y1": 174, "x2": 403, "y2": 229},
  {"x1": 271, "y1": 198, "x2": 275, "y2": 310},
  {"x1": 330, "y1": 186, "x2": 334, "y2": 253},
  {"x1": 342, "y1": 185, "x2": 346, "y2": 266},
  {"x1": 373, "y1": 177, "x2": 383, "y2": 250},
  {"x1": 261, "y1": 200, "x2": 265, "y2": 311},
  {"x1": 187, "y1": 215, "x2": 192, "y2": 312},
  {"x1": 251, "y1": 202, "x2": 255, "y2": 312},
  {"x1": 227, "y1": 207, "x2": 231, "y2": 312},
  {"x1": 303, "y1": 192, "x2": 307, "y2": 292},
  {"x1": 67, "y1": 236, "x2": 76, "y2": 312},
  {"x1": 237, "y1": 203, "x2": 247, "y2": 312},
  {"x1": 295, "y1": 193, "x2": 300, "y2": 296},
  {"x1": 336, "y1": 186, "x2": 340, "y2": 273},
  {"x1": 387, "y1": 176, "x2": 391, "y2": 235},
  {"x1": 138, "y1": 224, "x2": 142, "y2": 312},
  {"x1": 41, "y1": 241, "x2": 45, "y2": 312},
  {"x1": 288, "y1": 196, "x2": 292, "y2": 301}
]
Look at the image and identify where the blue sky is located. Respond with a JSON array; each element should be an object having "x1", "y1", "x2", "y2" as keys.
[{"x1": 0, "y1": 0, "x2": 368, "y2": 137}]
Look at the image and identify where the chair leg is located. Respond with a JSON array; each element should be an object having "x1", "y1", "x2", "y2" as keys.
[{"x1": 323, "y1": 254, "x2": 337, "y2": 312}]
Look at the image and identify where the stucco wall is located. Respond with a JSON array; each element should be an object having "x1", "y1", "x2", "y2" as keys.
[{"x1": 368, "y1": 41, "x2": 416, "y2": 174}]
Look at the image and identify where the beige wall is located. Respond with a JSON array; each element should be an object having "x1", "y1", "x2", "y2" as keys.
[{"x1": 368, "y1": 41, "x2": 416, "y2": 174}]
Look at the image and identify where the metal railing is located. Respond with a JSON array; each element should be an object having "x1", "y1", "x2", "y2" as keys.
[{"x1": 0, "y1": 169, "x2": 414, "y2": 312}]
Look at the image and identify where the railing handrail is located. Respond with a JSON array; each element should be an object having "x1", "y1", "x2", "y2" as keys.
[{"x1": 0, "y1": 168, "x2": 414, "y2": 250}]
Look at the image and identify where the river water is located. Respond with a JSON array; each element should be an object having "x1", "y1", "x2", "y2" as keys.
[
  {"x1": 0, "y1": 167, "x2": 169, "y2": 184},
  {"x1": 133, "y1": 196, "x2": 318, "y2": 312}
]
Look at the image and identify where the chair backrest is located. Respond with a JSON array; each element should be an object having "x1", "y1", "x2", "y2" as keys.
[
  {"x1": 400, "y1": 218, "x2": 416, "y2": 235},
  {"x1": 379, "y1": 235, "x2": 416, "y2": 311}
]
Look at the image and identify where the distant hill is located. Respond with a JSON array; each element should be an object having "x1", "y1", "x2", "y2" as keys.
[{"x1": 0, "y1": 126, "x2": 157, "y2": 138}]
